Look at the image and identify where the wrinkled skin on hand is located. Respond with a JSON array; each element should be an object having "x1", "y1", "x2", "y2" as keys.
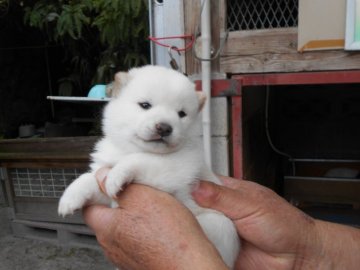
[
  {"x1": 192, "y1": 176, "x2": 360, "y2": 270},
  {"x1": 84, "y1": 169, "x2": 360, "y2": 270},
  {"x1": 84, "y1": 183, "x2": 227, "y2": 270}
]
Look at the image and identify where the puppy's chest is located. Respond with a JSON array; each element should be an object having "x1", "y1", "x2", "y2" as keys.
[
  {"x1": 94, "y1": 147, "x2": 201, "y2": 191},
  {"x1": 133, "y1": 153, "x2": 201, "y2": 192}
]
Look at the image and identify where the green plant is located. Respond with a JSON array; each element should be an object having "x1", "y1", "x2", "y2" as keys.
[{"x1": 23, "y1": 0, "x2": 149, "y2": 93}]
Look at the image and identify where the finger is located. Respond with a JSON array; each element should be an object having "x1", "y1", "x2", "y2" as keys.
[
  {"x1": 95, "y1": 167, "x2": 111, "y2": 195},
  {"x1": 83, "y1": 204, "x2": 115, "y2": 234},
  {"x1": 234, "y1": 241, "x2": 271, "y2": 270},
  {"x1": 192, "y1": 180, "x2": 261, "y2": 220},
  {"x1": 83, "y1": 205, "x2": 130, "y2": 268}
]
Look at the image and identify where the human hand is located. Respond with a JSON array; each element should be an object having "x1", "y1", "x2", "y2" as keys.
[
  {"x1": 192, "y1": 176, "x2": 360, "y2": 270},
  {"x1": 83, "y1": 168, "x2": 228, "y2": 270}
]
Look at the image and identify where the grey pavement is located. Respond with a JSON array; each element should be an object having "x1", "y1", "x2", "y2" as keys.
[{"x1": 0, "y1": 206, "x2": 113, "y2": 270}]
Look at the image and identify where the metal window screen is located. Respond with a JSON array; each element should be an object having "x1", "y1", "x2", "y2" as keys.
[
  {"x1": 227, "y1": 0, "x2": 299, "y2": 31},
  {"x1": 10, "y1": 168, "x2": 86, "y2": 198}
]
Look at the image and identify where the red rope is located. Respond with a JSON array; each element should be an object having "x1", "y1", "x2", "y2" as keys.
[{"x1": 148, "y1": 35, "x2": 195, "y2": 52}]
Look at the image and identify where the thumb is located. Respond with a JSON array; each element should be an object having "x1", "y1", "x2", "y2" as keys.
[{"x1": 192, "y1": 180, "x2": 258, "y2": 221}]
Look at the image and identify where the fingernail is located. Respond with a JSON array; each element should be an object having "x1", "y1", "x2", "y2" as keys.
[
  {"x1": 96, "y1": 167, "x2": 111, "y2": 195},
  {"x1": 191, "y1": 181, "x2": 214, "y2": 199}
]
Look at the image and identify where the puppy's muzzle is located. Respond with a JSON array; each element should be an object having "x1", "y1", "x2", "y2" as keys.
[{"x1": 156, "y1": 123, "x2": 173, "y2": 137}]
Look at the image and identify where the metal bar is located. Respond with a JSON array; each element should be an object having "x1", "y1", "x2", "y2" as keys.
[
  {"x1": 291, "y1": 159, "x2": 360, "y2": 163},
  {"x1": 148, "y1": 0, "x2": 155, "y2": 64},
  {"x1": 197, "y1": 70, "x2": 360, "y2": 97},
  {"x1": 195, "y1": 79, "x2": 242, "y2": 96},
  {"x1": 285, "y1": 176, "x2": 360, "y2": 183},
  {"x1": 232, "y1": 70, "x2": 360, "y2": 87},
  {"x1": 231, "y1": 96, "x2": 243, "y2": 179}
]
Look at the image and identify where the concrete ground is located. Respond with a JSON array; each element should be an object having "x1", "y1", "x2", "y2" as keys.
[{"x1": 0, "y1": 206, "x2": 113, "y2": 270}]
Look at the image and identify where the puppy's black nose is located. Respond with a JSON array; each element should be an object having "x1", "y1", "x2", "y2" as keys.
[{"x1": 155, "y1": 123, "x2": 173, "y2": 137}]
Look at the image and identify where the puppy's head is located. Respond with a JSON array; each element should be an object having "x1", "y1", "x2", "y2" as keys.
[{"x1": 103, "y1": 65, "x2": 206, "y2": 154}]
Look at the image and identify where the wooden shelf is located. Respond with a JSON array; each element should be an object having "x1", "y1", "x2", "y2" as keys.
[{"x1": 0, "y1": 137, "x2": 97, "y2": 166}]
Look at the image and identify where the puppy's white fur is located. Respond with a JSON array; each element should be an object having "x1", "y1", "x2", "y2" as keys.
[{"x1": 58, "y1": 65, "x2": 240, "y2": 268}]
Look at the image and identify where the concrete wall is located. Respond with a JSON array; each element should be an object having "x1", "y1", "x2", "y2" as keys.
[
  {"x1": 209, "y1": 97, "x2": 229, "y2": 176},
  {"x1": 194, "y1": 97, "x2": 229, "y2": 176}
]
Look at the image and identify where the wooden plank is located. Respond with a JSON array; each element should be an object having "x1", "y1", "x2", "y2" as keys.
[
  {"x1": 0, "y1": 137, "x2": 94, "y2": 168},
  {"x1": 220, "y1": 28, "x2": 360, "y2": 74},
  {"x1": 222, "y1": 28, "x2": 298, "y2": 56},
  {"x1": 0, "y1": 153, "x2": 90, "y2": 169},
  {"x1": 222, "y1": 51, "x2": 360, "y2": 74},
  {"x1": 13, "y1": 200, "x2": 84, "y2": 224},
  {"x1": 232, "y1": 70, "x2": 360, "y2": 86},
  {"x1": 1, "y1": 161, "x2": 89, "y2": 169},
  {"x1": 0, "y1": 136, "x2": 98, "y2": 154},
  {"x1": 218, "y1": 0, "x2": 226, "y2": 33},
  {"x1": 183, "y1": 0, "x2": 226, "y2": 75},
  {"x1": 0, "y1": 137, "x2": 96, "y2": 166},
  {"x1": 0, "y1": 152, "x2": 89, "y2": 161},
  {"x1": 231, "y1": 96, "x2": 243, "y2": 179},
  {"x1": 210, "y1": 0, "x2": 220, "y2": 72},
  {"x1": 183, "y1": 0, "x2": 201, "y2": 75}
]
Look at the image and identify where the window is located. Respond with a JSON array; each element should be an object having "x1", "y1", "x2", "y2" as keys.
[{"x1": 227, "y1": 0, "x2": 299, "y2": 31}]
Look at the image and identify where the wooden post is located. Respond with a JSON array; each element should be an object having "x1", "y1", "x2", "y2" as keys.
[{"x1": 183, "y1": 0, "x2": 227, "y2": 75}]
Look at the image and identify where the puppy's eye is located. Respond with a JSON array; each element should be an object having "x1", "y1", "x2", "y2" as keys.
[
  {"x1": 178, "y1": 110, "x2": 187, "y2": 118},
  {"x1": 138, "y1": 102, "x2": 152, "y2": 110}
]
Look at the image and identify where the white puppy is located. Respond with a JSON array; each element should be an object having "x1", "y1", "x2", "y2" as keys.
[{"x1": 58, "y1": 65, "x2": 240, "y2": 268}]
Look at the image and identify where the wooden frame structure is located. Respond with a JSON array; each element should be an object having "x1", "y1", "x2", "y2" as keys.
[
  {"x1": 0, "y1": 137, "x2": 96, "y2": 224},
  {"x1": 196, "y1": 70, "x2": 360, "y2": 178},
  {"x1": 184, "y1": 0, "x2": 360, "y2": 76},
  {"x1": 1, "y1": 1, "x2": 360, "y2": 229},
  {"x1": 185, "y1": 0, "x2": 360, "y2": 179}
]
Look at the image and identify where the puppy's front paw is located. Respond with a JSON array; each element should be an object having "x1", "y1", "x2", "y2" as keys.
[
  {"x1": 104, "y1": 168, "x2": 131, "y2": 198},
  {"x1": 58, "y1": 195, "x2": 85, "y2": 217}
]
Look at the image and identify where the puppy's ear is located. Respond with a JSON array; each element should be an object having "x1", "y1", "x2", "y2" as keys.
[
  {"x1": 196, "y1": 91, "x2": 207, "y2": 112},
  {"x1": 106, "y1": 72, "x2": 130, "y2": 97}
]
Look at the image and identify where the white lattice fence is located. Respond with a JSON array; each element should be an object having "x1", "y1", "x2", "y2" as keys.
[
  {"x1": 227, "y1": 0, "x2": 299, "y2": 31},
  {"x1": 10, "y1": 168, "x2": 86, "y2": 198}
]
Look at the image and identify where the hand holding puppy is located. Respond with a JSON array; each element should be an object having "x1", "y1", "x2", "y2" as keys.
[
  {"x1": 84, "y1": 168, "x2": 228, "y2": 270},
  {"x1": 85, "y1": 172, "x2": 360, "y2": 270},
  {"x1": 193, "y1": 176, "x2": 360, "y2": 270}
]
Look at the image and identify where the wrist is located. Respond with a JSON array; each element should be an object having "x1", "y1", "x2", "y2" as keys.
[{"x1": 299, "y1": 219, "x2": 360, "y2": 270}]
